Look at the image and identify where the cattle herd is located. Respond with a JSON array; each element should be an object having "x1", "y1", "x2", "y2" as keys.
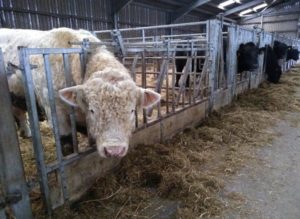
[
  {"x1": 176, "y1": 39, "x2": 299, "y2": 88},
  {"x1": 236, "y1": 40, "x2": 299, "y2": 83},
  {"x1": 0, "y1": 27, "x2": 299, "y2": 159}
]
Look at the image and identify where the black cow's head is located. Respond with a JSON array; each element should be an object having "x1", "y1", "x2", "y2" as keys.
[
  {"x1": 273, "y1": 41, "x2": 288, "y2": 59},
  {"x1": 286, "y1": 46, "x2": 299, "y2": 61},
  {"x1": 237, "y1": 42, "x2": 260, "y2": 73}
]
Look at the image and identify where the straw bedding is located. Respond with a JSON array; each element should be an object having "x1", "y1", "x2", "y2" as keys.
[{"x1": 19, "y1": 66, "x2": 300, "y2": 218}]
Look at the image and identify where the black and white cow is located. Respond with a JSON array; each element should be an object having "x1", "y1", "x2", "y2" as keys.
[{"x1": 237, "y1": 42, "x2": 261, "y2": 73}]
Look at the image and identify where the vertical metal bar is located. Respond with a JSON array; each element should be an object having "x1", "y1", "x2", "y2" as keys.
[
  {"x1": 176, "y1": 57, "x2": 191, "y2": 106},
  {"x1": 63, "y1": 53, "x2": 78, "y2": 154},
  {"x1": 189, "y1": 42, "x2": 194, "y2": 105},
  {"x1": 80, "y1": 39, "x2": 89, "y2": 82},
  {"x1": 43, "y1": 54, "x2": 69, "y2": 202},
  {"x1": 142, "y1": 29, "x2": 145, "y2": 43},
  {"x1": 0, "y1": 49, "x2": 33, "y2": 218},
  {"x1": 130, "y1": 54, "x2": 139, "y2": 128},
  {"x1": 165, "y1": 53, "x2": 170, "y2": 114},
  {"x1": 141, "y1": 51, "x2": 147, "y2": 124},
  {"x1": 193, "y1": 47, "x2": 197, "y2": 103},
  {"x1": 18, "y1": 47, "x2": 52, "y2": 214},
  {"x1": 80, "y1": 53, "x2": 85, "y2": 83},
  {"x1": 130, "y1": 54, "x2": 139, "y2": 80},
  {"x1": 171, "y1": 52, "x2": 176, "y2": 113}
]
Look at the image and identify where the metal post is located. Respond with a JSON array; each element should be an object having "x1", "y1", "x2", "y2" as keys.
[
  {"x1": 0, "y1": 49, "x2": 33, "y2": 218},
  {"x1": 63, "y1": 54, "x2": 78, "y2": 154},
  {"x1": 18, "y1": 47, "x2": 52, "y2": 214},
  {"x1": 208, "y1": 19, "x2": 219, "y2": 111},
  {"x1": 43, "y1": 54, "x2": 69, "y2": 202},
  {"x1": 227, "y1": 24, "x2": 238, "y2": 99}
]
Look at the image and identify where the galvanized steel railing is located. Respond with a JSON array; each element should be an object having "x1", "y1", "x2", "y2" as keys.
[{"x1": 1, "y1": 19, "x2": 300, "y2": 217}]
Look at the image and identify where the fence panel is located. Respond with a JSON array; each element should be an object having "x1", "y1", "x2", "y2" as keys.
[{"x1": 0, "y1": 49, "x2": 33, "y2": 218}]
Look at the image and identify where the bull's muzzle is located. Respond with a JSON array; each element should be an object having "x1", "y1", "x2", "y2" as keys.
[{"x1": 104, "y1": 146, "x2": 126, "y2": 157}]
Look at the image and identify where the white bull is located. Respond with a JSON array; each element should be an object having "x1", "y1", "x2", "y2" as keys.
[{"x1": 0, "y1": 28, "x2": 160, "y2": 158}]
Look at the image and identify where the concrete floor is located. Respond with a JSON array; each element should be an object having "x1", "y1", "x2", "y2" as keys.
[{"x1": 222, "y1": 94, "x2": 300, "y2": 218}]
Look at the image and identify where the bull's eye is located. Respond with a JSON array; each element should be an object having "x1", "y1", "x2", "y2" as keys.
[{"x1": 90, "y1": 109, "x2": 94, "y2": 114}]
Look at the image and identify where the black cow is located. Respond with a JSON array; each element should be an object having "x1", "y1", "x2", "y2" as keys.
[
  {"x1": 286, "y1": 46, "x2": 299, "y2": 61},
  {"x1": 175, "y1": 37, "x2": 227, "y2": 88},
  {"x1": 175, "y1": 49, "x2": 203, "y2": 87},
  {"x1": 237, "y1": 42, "x2": 261, "y2": 73},
  {"x1": 260, "y1": 45, "x2": 282, "y2": 83},
  {"x1": 273, "y1": 40, "x2": 288, "y2": 59}
]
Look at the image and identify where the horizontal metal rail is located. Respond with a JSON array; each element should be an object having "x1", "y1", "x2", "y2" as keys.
[
  {"x1": 46, "y1": 148, "x2": 96, "y2": 173},
  {"x1": 123, "y1": 56, "x2": 206, "y2": 59},
  {"x1": 125, "y1": 47, "x2": 208, "y2": 53},
  {"x1": 93, "y1": 21, "x2": 208, "y2": 34},
  {"x1": 19, "y1": 47, "x2": 83, "y2": 55}
]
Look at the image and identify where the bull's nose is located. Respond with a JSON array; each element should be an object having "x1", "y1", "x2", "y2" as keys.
[{"x1": 104, "y1": 146, "x2": 126, "y2": 157}]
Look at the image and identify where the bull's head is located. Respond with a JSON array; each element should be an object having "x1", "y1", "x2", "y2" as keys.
[{"x1": 59, "y1": 69, "x2": 160, "y2": 158}]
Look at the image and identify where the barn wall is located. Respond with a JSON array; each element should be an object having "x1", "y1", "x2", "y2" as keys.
[
  {"x1": 240, "y1": 1, "x2": 300, "y2": 39},
  {"x1": 0, "y1": 0, "x2": 199, "y2": 30}
]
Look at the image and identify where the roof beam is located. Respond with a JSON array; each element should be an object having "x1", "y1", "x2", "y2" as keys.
[
  {"x1": 264, "y1": 8, "x2": 300, "y2": 17},
  {"x1": 111, "y1": 0, "x2": 133, "y2": 28},
  {"x1": 160, "y1": 0, "x2": 215, "y2": 15},
  {"x1": 240, "y1": 0, "x2": 300, "y2": 23},
  {"x1": 137, "y1": 0, "x2": 215, "y2": 16},
  {"x1": 223, "y1": 0, "x2": 264, "y2": 16},
  {"x1": 112, "y1": 0, "x2": 133, "y2": 14},
  {"x1": 169, "y1": 0, "x2": 211, "y2": 23}
]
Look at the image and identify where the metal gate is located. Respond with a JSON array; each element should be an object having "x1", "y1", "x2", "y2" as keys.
[
  {"x1": 0, "y1": 49, "x2": 33, "y2": 218},
  {"x1": 1, "y1": 19, "x2": 300, "y2": 217},
  {"x1": 18, "y1": 46, "x2": 99, "y2": 213},
  {"x1": 94, "y1": 21, "x2": 212, "y2": 125}
]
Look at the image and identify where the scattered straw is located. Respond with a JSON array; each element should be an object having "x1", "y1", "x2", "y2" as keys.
[{"x1": 20, "y1": 66, "x2": 300, "y2": 218}]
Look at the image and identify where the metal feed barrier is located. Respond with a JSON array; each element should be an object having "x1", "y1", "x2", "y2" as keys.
[
  {"x1": 0, "y1": 19, "x2": 300, "y2": 217},
  {"x1": 93, "y1": 20, "x2": 213, "y2": 124},
  {"x1": 0, "y1": 49, "x2": 33, "y2": 218}
]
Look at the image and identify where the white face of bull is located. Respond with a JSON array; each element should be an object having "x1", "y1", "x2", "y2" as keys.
[{"x1": 59, "y1": 71, "x2": 160, "y2": 158}]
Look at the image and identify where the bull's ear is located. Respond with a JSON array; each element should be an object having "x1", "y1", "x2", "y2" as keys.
[
  {"x1": 59, "y1": 85, "x2": 84, "y2": 107},
  {"x1": 138, "y1": 88, "x2": 161, "y2": 109}
]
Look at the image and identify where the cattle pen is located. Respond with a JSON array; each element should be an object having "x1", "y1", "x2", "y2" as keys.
[{"x1": 0, "y1": 0, "x2": 300, "y2": 218}]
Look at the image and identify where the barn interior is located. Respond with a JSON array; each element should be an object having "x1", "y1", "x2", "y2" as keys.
[{"x1": 0, "y1": 0, "x2": 300, "y2": 218}]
